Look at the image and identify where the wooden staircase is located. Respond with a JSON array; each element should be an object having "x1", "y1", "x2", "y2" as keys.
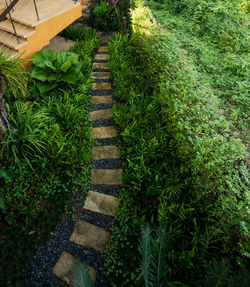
[{"x1": 0, "y1": 0, "x2": 82, "y2": 59}]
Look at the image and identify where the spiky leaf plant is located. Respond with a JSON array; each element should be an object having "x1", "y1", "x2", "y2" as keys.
[
  {"x1": 151, "y1": 228, "x2": 168, "y2": 287},
  {"x1": 139, "y1": 224, "x2": 154, "y2": 287},
  {"x1": 71, "y1": 259, "x2": 94, "y2": 287},
  {"x1": 203, "y1": 259, "x2": 250, "y2": 287},
  {"x1": 0, "y1": 50, "x2": 28, "y2": 135}
]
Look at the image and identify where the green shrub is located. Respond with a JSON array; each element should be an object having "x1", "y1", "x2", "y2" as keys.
[
  {"x1": 31, "y1": 50, "x2": 83, "y2": 93},
  {"x1": 104, "y1": 1, "x2": 249, "y2": 285}
]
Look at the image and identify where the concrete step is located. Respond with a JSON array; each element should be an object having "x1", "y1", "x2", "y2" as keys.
[
  {"x1": 0, "y1": 30, "x2": 27, "y2": 51},
  {"x1": 91, "y1": 169, "x2": 123, "y2": 185},
  {"x1": 0, "y1": 45, "x2": 19, "y2": 57},
  {"x1": 0, "y1": 20, "x2": 36, "y2": 39},
  {"x1": 70, "y1": 220, "x2": 111, "y2": 253},
  {"x1": 7, "y1": 0, "x2": 81, "y2": 27},
  {"x1": 53, "y1": 251, "x2": 97, "y2": 285},
  {"x1": 84, "y1": 190, "x2": 120, "y2": 217}
]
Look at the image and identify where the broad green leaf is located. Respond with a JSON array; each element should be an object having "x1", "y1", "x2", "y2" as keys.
[
  {"x1": 0, "y1": 196, "x2": 5, "y2": 211},
  {"x1": 31, "y1": 67, "x2": 49, "y2": 81},
  {"x1": 62, "y1": 71, "x2": 77, "y2": 84},
  {"x1": 60, "y1": 60, "x2": 72, "y2": 72},
  {"x1": 36, "y1": 81, "x2": 57, "y2": 93}
]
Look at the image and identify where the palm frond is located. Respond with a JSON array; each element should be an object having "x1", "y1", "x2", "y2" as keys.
[
  {"x1": 71, "y1": 259, "x2": 94, "y2": 287},
  {"x1": 151, "y1": 227, "x2": 168, "y2": 287},
  {"x1": 228, "y1": 268, "x2": 250, "y2": 287},
  {"x1": 139, "y1": 224, "x2": 154, "y2": 287}
]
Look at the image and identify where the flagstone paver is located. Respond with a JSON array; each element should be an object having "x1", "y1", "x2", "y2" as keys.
[
  {"x1": 92, "y1": 126, "x2": 117, "y2": 139},
  {"x1": 97, "y1": 46, "x2": 108, "y2": 53},
  {"x1": 94, "y1": 54, "x2": 108, "y2": 60},
  {"x1": 91, "y1": 71, "x2": 110, "y2": 79},
  {"x1": 92, "y1": 146, "x2": 120, "y2": 160},
  {"x1": 90, "y1": 109, "x2": 112, "y2": 121},
  {"x1": 92, "y1": 95, "x2": 112, "y2": 105},
  {"x1": 84, "y1": 190, "x2": 120, "y2": 216},
  {"x1": 91, "y1": 169, "x2": 122, "y2": 185},
  {"x1": 93, "y1": 62, "x2": 109, "y2": 70},
  {"x1": 100, "y1": 37, "x2": 110, "y2": 44},
  {"x1": 92, "y1": 82, "x2": 111, "y2": 90},
  {"x1": 70, "y1": 220, "x2": 111, "y2": 253},
  {"x1": 53, "y1": 251, "x2": 97, "y2": 285}
]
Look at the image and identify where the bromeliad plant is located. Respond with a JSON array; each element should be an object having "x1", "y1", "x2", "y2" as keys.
[{"x1": 31, "y1": 50, "x2": 83, "y2": 93}]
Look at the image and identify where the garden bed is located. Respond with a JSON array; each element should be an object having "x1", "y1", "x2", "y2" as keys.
[{"x1": 0, "y1": 26, "x2": 99, "y2": 287}]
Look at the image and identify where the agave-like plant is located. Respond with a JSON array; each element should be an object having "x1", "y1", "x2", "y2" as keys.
[
  {"x1": 0, "y1": 50, "x2": 28, "y2": 136},
  {"x1": 139, "y1": 224, "x2": 168, "y2": 287},
  {"x1": 71, "y1": 259, "x2": 94, "y2": 287},
  {"x1": 139, "y1": 225, "x2": 250, "y2": 287}
]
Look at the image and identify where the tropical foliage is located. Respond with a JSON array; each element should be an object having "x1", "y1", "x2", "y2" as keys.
[
  {"x1": 104, "y1": 1, "x2": 249, "y2": 286},
  {"x1": 30, "y1": 50, "x2": 83, "y2": 93}
]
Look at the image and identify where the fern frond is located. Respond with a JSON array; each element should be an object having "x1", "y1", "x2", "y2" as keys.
[
  {"x1": 139, "y1": 224, "x2": 154, "y2": 287},
  {"x1": 203, "y1": 259, "x2": 230, "y2": 287},
  {"x1": 71, "y1": 259, "x2": 93, "y2": 287}
]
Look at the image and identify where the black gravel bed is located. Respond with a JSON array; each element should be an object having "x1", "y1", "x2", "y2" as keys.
[
  {"x1": 92, "y1": 90, "x2": 112, "y2": 96},
  {"x1": 90, "y1": 103, "x2": 112, "y2": 110},
  {"x1": 79, "y1": 209, "x2": 115, "y2": 231},
  {"x1": 90, "y1": 185, "x2": 121, "y2": 197},
  {"x1": 65, "y1": 242, "x2": 103, "y2": 270},
  {"x1": 26, "y1": 218, "x2": 74, "y2": 287},
  {"x1": 92, "y1": 119, "x2": 114, "y2": 128},
  {"x1": 100, "y1": 42, "x2": 108, "y2": 47},
  {"x1": 91, "y1": 159, "x2": 122, "y2": 169},
  {"x1": 96, "y1": 51, "x2": 109, "y2": 54},
  {"x1": 92, "y1": 78, "x2": 110, "y2": 82},
  {"x1": 95, "y1": 137, "x2": 118, "y2": 146},
  {"x1": 93, "y1": 59, "x2": 107, "y2": 63},
  {"x1": 26, "y1": 217, "x2": 104, "y2": 287},
  {"x1": 92, "y1": 68, "x2": 110, "y2": 73}
]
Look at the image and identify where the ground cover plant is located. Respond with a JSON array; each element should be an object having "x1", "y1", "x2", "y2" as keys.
[
  {"x1": 104, "y1": 1, "x2": 249, "y2": 286},
  {"x1": 0, "y1": 26, "x2": 99, "y2": 286}
]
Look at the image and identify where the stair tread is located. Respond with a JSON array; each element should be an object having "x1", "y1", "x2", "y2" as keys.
[
  {"x1": 0, "y1": 20, "x2": 36, "y2": 39},
  {"x1": 8, "y1": 0, "x2": 81, "y2": 27},
  {"x1": 0, "y1": 30, "x2": 27, "y2": 50}
]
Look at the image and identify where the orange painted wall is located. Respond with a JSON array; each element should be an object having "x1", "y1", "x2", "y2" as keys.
[{"x1": 18, "y1": 3, "x2": 82, "y2": 61}]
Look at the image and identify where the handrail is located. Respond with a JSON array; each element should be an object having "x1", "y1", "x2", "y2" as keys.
[
  {"x1": 0, "y1": 0, "x2": 40, "y2": 46},
  {"x1": 0, "y1": 0, "x2": 19, "y2": 22}
]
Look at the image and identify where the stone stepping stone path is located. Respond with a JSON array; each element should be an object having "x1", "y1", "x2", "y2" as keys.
[
  {"x1": 51, "y1": 33, "x2": 121, "y2": 286},
  {"x1": 26, "y1": 29, "x2": 121, "y2": 286}
]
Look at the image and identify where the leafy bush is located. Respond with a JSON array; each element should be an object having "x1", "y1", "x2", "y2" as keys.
[{"x1": 31, "y1": 50, "x2": 83, "y2": 93}]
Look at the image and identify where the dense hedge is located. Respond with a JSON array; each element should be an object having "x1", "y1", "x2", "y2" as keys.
[{"x1": 104, "y1": 1, "x2": 249, "y2": 286}]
